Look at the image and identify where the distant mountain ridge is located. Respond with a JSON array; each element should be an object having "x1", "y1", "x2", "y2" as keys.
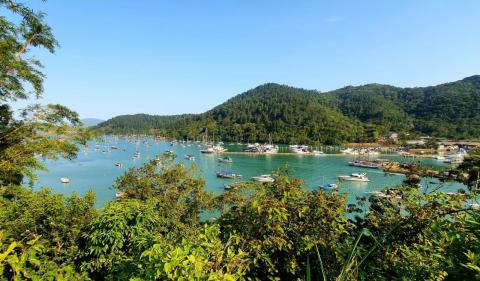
[
  {"x1": 96, "y1": 75, "x2": 480, "y2": 144},
  {"x1": 81, "y1": 118, "x2": 104, "y2": 127}
]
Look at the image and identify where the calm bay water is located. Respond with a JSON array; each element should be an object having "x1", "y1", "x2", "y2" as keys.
[{"x1": 34, "y1": 137, "x2": 465, "y2": 207}]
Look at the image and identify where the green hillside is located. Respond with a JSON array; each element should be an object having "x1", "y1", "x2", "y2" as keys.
[{"x1": 96, "y1": 75, "x2": 480, "y2": 144}]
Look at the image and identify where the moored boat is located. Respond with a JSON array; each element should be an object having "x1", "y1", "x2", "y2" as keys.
[
  {"x1": 218, "y1": 156, "x2": 233, "y2": 163},
  {"x1": 319, "y1": 183, "x2": 338, "y2": 190},
  {"x1": 348, "y1": 160, "x2": 383, "y2": 169},
  {"x1": 251, "y1": 174, "x2": 275, "y2": 182},
  {"x1": 338, "y1": 173, "x2": 370, "y2": 182},
  {"x1": 216, "y1": 171, "x2": 243, "y2": 179},
  {"x1": 185, "y1": 154, "x2": 195, "y2": 161},
  {"x1": 60, "y1": 177, "x2": 70, "y2": 184}
]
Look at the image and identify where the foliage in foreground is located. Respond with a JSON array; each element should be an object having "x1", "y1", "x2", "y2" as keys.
[{"x1": 1, "y1": 154, "x2": 479, "y2": 280}]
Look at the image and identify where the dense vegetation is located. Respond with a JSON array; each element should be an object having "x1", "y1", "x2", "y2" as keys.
[
  {"x1": 2, "y1": 151, "x2": 480, "y2": 280},
  {"x1": 2, "y1": 1, "x2": 480, "y2": 280},
  {"x1": 97, "y1": 76, "x2": 480, "y2": 144}
]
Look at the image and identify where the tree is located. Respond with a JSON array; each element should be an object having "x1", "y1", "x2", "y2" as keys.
[
  {"x1": 218, "y1": 171, "x2": 352, "y2": 279},
  {"x1": 457, "y1": 147, "x2": 480, "y2": 192},
  {"x1": 0, "y1": 0, "x2": 91, "y2": 186}
]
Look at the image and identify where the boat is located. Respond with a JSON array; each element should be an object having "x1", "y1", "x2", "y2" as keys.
[
  {"x1": 216, "y1": 171, "x2": 243, "y2": 179},
  {"x1": 184, "y1": 154, "x2": 195, "y2": 161},
  {"x1": 338, "y1": 173, "x2": 370, "y2": 182},
  {"x1": 319, "y1": 183, "x2": 338, "y2": 190},
  {"x1": 114, "y1": 162, "x2": 123, "y2": 167},
  {"x1": 200, "y1": 146, "x2": 215, "y2": 154},
  {"x1": 290, "y1": 145, "x2": 309, "y2": 154},
  {"x1": 60, "y1": 177, "x2": 70, "y2": 184},
  {"x1": 263, "y1": 144, "x2": 279, "y2": 154},
  {"x1": 243, "y1": 143, "x2": 260, "y2": 153},
  {"x1": 348, "y1": 160, "x2": 383, "y2": 169},
  {"x1": 115, "y1": 191, "x2": 126, "y2": 198},
  {"x1": 312, "y1": 150, "x2": 325, "y2": 156},
  {"x1": 111, "y1": 145, "x2": 118, "y2": 150},
  {"x1": 432, "y1": 155, "x2": 445, "y2": 161},
  {"x1": 251, "y1": 174, "x2": 275, "y2": 183},
  {"x1": 218, "y1": 156, "x2": 233, "y2": 163}
]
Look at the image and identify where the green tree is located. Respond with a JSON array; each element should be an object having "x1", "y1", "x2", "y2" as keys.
[
  {"x1": 218, "y1": 172, "x2": 352, "y2": 279},
  {"x1": 0, "y1": 0, "x2": 91, "y2": 186}
]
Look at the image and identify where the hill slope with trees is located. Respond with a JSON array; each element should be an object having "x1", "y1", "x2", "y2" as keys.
[
  {"x1": 97, "y1": 75, "x2": 480, "y2": 144},
  {"x1": 97, "y1": 77, "x2": 480, "y2": 144}
]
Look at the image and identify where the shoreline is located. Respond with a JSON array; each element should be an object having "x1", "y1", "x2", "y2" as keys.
[{"x1": 219, "y1": 151, "x2": 435, "y2": 158}]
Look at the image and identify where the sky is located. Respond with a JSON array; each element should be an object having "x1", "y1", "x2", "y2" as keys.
[{"x1": 15, "y1": 0, "x2": 480, "y2": 120}]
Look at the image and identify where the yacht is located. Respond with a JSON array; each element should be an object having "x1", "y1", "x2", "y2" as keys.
[
  {"x1": 200, "y1": 146, "x2": 215, "y2": 154},
  {"x1": 213, "y1": 144, "x2": 228, "y2": 153},
  {"x1": 338, "y1": 173, "x2": 370, "y2": 182},
  {"x1": 348, "y1": 160, "x2": 383, "y2": 169},
  {"x1": 218, "y1": 156, "x2": 233, "y2": 163},
  {"x1": 433, "y1": 155, "x2": 446, "y2": 161},
  {"x1": 290, "y1": 145, "x2": 309, "y2": 154},
  {"x1": 115, "y1": 191, "x2": 126, "y2": 198},
  {"x1": 319, "y1": 183, "x2": 338, "y2": 190},
  {"x1": 114, "y1": 162, "x2": 123, "y2": 167},
  {"x1": 184, "y1": 154, "x2": 195, "y2": 161},
  {"x1": 312, "y1": 150, "x2": 325, "y2": 156},
  {"x1": 243, "y1": 143, "x2": 260, "y2": 153},
  {"x1": 340, "y1": 148, "x2": 359, "y2": 155},
  {"x1": 251, "y1": 174, "x2": 275, "y2": 183},
  {"x1": 263, "y1": 144, "x2": 279, "y2": 154},
  {"x1": 216, "y1": 171, "x2": 243, "y2": 179},
  {"x1": 60, "y1": 177, "x2": 70, "y2": 184}
]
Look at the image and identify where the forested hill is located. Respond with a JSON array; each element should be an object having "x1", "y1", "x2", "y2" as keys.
[{"x1": 96, "y1": 75, "x2": 480, "y2": 144}]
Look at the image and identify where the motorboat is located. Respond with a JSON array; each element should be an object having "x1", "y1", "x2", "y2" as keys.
[
  {"x1": 251, "y1": 174, "x2": 275, "y2": 183},
  {"x1": 432, "y1": 155, "x2": 445, "y2": 161},
  {"x1": 216, "y1": 171, "x2": 243, "y2": 179},
  {"x1": 114, "y1": 162, "x2": 123, "y2": 167},
  {"x1": 338, "y1": 173, "x2": 370, "y2": 182},
  {"x1": 348, "y1": 160, "x2": 383, "y2": 169},
  {"x1": 200, "y1": 146, "x2": 215, "y2": 154},
  {"x1": 115, "y1": 191, "x2": 126, "y2": 198},
  {"x1": 218, "y1": 156, "x2": 233, "y2": 163},
  {"x1": 263, "y1": 144, "x2": 279, "y2": 154},
  {"x1": 290, "y1": 145, "x2": 309, "y2": 154},
  {"x1": 243, "y1": 143, "x2": 260, "y2": 152},
  {"x1": 185, "y1": 154, "x2": 195, "y2": 161},
  {"x1": 319, "y1": 183, "x2": 338, "y2": 190},
  {"x1": 60, "y1": 177, "x2": 70, "y2": 184}
]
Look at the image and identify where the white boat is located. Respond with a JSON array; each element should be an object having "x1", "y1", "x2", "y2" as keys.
[
  {"x1": 290, "y1": 145, "x2": 309, "y2": 154},
  {"x1": 433, "y1": 155, "x2": 445, "y2": 161},
  {"x1": 60, "y1": 177, "x2": 70, "y2": 184},
  {"x1": 200, "y1": 146, "x2": 215, "y2": 154},
  {"x1": 319, "y1": 183, "x2": 338, "y2": 190},
  {"x1": 213, "y1": 144, "x2": 228, "y2": 153},
  {"x1": 338, "y1": 173, "x2": 370, "y2": 182},
  {"x1": 251, "y1": 174, "x2": 275, "y2": 183},
  {"x1": 243, "y1": 143, "x2": 260, "y2": 152},
  {"x1": 340, "y1": 148, "x2": 359, "y2": 155},
  {"x1": 312, "y1": 150, "x2": 325, "y2": 156},
  {"x1": 263, "y1": 144, "x2": 279, "y2": 154},
  {"x1": 114, "y1": 162, "x2": 123, "y2": 167},
  {"x1": 115, "y1": 191, "x2": 126, "y2": 198},
  {"x1": 348, "y1": 160, "x2": 383, "y2": 169},
  {"x1": 184, "y1": 154, "x2": 195, "y2": 161},
  {"x1": 218, "y1": 156, "x2": 233, "y2": 163}
]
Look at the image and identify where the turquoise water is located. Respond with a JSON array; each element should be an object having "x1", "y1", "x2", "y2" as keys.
[{"x1": 34, "y1": 137, "x2": 465, "y2": 207}]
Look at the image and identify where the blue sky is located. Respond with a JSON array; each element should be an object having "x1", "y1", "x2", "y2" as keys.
[{"x1": 20, "y1": 0, "x2": 480, "y2": 119}]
